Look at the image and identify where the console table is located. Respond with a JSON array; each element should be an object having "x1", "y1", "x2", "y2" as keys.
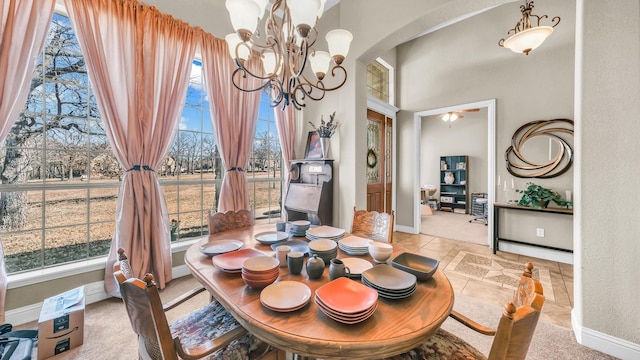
[{"x1": 493, "y1": 203, "x2": 573, "y2": 254}]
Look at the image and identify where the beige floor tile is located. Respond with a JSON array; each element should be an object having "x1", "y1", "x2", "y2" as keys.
[{"x1": 392, "y1": 231, "x2": 573, "y2": 329}]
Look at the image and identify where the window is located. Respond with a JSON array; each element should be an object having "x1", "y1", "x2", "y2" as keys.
[
  {"x1": 366, "y1": 60, "x2": 389, "y2": 103},
  {"x1": 0, "y1": 12, "x2": 283, "y2": 274}
]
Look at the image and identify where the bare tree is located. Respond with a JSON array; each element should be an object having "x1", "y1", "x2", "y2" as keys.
[{"x1": 0, "y1": 15, "x2": 104, "y2": 229}]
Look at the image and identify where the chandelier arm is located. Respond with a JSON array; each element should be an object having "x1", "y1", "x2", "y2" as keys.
[
  {"x1": 551, "y1": 16, "x2": 561, "y2": 27},
  {"x1": 234, "y1": 59, "x2": 275, "y2": 82},
  {"x1": 302, "y1": 65, "x2": 348, "y2": 93},
  {"x1": 231, "y1": 67, "x2": 275, "y2": 93}
]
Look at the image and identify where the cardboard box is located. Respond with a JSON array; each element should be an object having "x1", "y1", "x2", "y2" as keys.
[{"x1": 38, "y1": 286, "x2": 85, "y2": 359}]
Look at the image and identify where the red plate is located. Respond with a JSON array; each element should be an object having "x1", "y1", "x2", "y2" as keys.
[
  {"x1": 315, "y1": 277, "x2": 378, "y2": 314},
  {"x1": 212, "y1": 248, "x2": 266, "y2": 271}
]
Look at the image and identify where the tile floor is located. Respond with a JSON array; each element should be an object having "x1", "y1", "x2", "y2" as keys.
[{"x1": 392, "y1": 232, "x2": 573, "y2": 328}]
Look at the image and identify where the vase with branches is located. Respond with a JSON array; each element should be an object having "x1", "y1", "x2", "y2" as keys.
[{"x1": 309, "y1": 111, "x2": 338, "y2": 138}]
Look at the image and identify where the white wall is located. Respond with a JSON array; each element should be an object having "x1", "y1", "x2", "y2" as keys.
[{"x1": 574, "y1": 0, "x2": 640, "y2": 354}]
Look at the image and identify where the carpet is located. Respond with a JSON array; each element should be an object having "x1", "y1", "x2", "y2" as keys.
[
  {"x1": 421, "y1": 210, "x2": 489, "y2": 246},
  {"x1": 444, "y1": 293, "x2": 617, "y2": 360}
]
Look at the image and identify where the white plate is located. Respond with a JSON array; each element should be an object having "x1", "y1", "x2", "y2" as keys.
[
  {"x1": 341, "y1": 257, "x2": 373, "y2": 276},
  {"x1": 339, "y1": 235, "x2": 371, "y2": 249},
  {"x1": 260, "y1": 281, "x2": 312, "y2": 312},
  {"x1": 255, "y1": 231, "x2": 290, "y2": 244},
  {"x1": 306, "y1": 226, "x2": 346, "y2": 238},
  {"x1": 199, "y1": 239, "x2": 244, "y2": 257}
]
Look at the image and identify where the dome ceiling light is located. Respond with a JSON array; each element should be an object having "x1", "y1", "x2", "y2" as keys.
[{"x1": 498, "y1": 0, "x2": 560, "y2": 55}]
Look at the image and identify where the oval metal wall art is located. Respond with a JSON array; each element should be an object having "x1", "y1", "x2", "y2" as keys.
[{"x1": 505, "y1": 119, "x2": 574, "y2": 178}]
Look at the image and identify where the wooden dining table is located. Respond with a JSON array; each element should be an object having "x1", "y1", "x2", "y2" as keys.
[{"x1": 184, "y1": 223, "x2": 454, "y2": 359}]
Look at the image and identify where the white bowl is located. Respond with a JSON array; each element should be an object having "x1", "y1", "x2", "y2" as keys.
[{"x1": 368, "y1": 241, "x2": 393, "y2": 263}]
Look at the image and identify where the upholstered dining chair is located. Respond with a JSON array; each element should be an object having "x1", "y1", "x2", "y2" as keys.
[
  {"x1": 208, "y1": 209, "x2": 254, "y2": 234},
  {"x1": 384, "y1": 262, "x2": 545, "y2": 360},
  {"x1": 351, "y1": 206, "x2": 395, "y2": 243},
  {"x1": 114, "y1": 250, "x2": 272, "y2": 360}
]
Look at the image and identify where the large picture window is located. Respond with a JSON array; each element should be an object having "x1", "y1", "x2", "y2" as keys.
[{"x1": 0, "y1": 12, "x2": 283, "y2": 274}]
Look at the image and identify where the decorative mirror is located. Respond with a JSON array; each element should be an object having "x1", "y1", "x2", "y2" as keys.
[{"x1": 505, "y1": 118, "x2": 574, "y2": 178}]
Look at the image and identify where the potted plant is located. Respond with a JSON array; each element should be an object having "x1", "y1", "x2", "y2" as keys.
[
  {"x1": 170, "y1": 219, "x2": 180, "y2": 241},
  {"x1": 516, "y1": 182, "x2": 572, "y2": 209}
]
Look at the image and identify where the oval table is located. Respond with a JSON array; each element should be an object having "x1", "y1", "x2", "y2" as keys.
[{"x1": 184, "y1": 224, "x2": 454, "y2": 359}]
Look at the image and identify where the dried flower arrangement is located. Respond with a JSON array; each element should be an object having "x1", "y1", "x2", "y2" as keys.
[{"x1": 309, "y1": 111, "x2": 338, "y2": 138}]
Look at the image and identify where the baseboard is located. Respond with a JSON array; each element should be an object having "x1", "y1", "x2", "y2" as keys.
[
  {"x1": 5, "y1": 264, "x2": 191, "y2": 326},
  {"x1": 572, "y1": 308, "x2": 640, "y2": 359},
  {"x1": 395, "y1": 224, "x2": 417, "y2": 234},
  {"x1": 498, "y1": 242, "x2": 573, "y2": 264}
]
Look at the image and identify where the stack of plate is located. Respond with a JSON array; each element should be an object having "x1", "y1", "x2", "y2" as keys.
[
  {"x1": 241, "y1": 256, "x2": 280, "y2": 289},
  {"x1": 361, "y1": 264, "x2": 417, "y2": 300},
  {"x1": 340, "y1": 257, "x2": 373, "y2": 279},
  {"x1": 260, "y1": 281, "x2": 311, "y2": 312},
  {"x1": 305, "y1": 225, "x2": 345, "y2": 241},
  {"x1": 338, "y1": 235, "x2": 370, "y2": 255},
  {"x1": 314, "y1": 277, "x2": 378, "y2": 324},
  {"x1": 289, "y1": 220, "x2": 311, "y2": 237},
  {"x1": 211, "y1": 248, "x2": 266, "y2": 273},
  {"x1": 308, "y1": 238, "x2": 338, "y2": 264}
]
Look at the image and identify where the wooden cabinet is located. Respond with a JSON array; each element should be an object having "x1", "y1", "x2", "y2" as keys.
[{"x1": 439, "y1": 155, "x2": 469, "y2": 214}]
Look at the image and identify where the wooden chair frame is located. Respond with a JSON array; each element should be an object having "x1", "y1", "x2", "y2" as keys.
[{"x1": 351, "y1": 206, "x2": 395, "y2": 243}]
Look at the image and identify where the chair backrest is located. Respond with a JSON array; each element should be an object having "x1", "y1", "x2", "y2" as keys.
[
  {"x1": 115, "y1": 270, "x2": 178, "y2": 360},
  {"x1": 208, "y1": 209, "x2": 254, "y2": 234},
  {"x1": 350, "y1": 206, "x2": 395, "y2": 243},
  {"x1": 488, "y1": 262, "x2": 545, "y2": 360},
  {"x1": 113, "y1": 247, "x2": 134, "y2": 280}
]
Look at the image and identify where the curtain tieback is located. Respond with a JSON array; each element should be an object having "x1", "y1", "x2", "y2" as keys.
[
  {"x1": 227, "y1": 167, "x2": 245, "y2": 172},
  {"x1": 127, "y1": 165, "x2": 154, "y2": 172}
]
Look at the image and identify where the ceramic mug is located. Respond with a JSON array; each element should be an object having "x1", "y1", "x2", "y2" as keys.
[
  {"x1": 275, "y1": 245, "x2": 291, "y2": 267},
  {"x1": 329, "y1": 258, "x2": 351, "y2": 280},
  {"x1": 286, "y1": 251, "x2": 305, "y2": 275}
]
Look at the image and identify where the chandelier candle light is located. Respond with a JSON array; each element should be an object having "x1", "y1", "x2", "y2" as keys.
[
  {"x1": 225, "y1": 0, "x2": 353, "y2": 109},
  {"x1": 498, "y1": 0, "x2": 560, "y2": 55}
]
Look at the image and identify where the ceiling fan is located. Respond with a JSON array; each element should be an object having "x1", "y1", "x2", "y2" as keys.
[{"x1": 438, "y1": 108, "x2": 480, "y2": 127}]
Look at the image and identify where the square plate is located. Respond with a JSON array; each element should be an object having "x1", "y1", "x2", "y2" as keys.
[
  {"x1": 361, "y1": 264, "x2": 417, "y2": 291},
  {"x1": 315, "y1": 277, "x2": 378, "y2": 314}
]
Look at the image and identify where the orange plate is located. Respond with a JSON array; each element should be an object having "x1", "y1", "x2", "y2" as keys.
[
  {"x1": 212, "y1": 248, "x2": 266, "y2": 271},
  {"x1": 315, "y1": 277, "x2": 378, "y2": 314}
]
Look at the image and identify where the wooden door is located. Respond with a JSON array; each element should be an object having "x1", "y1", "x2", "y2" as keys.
[{"x1": 366, "y1": 109, "x2": 393, "y2": 214}]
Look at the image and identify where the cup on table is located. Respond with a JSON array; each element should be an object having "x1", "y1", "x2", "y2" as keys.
[
  {"x1": 275, "y1": 245, "x2": 291, "y2": 267},
  {"x1": 276, "y1": 221, "x2": 287, "y2": 232},
  {"x1": 286, "y1": 251, "x2": 305, "y2": 275},
  {"x1": 329, "y1": 258, "x2": 351, "y2": 280}
]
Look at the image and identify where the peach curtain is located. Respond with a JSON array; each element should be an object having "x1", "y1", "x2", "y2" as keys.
[
  {"x1": 274, "y1": 105, "x2": 297, "y2": 216},
  {"x1": 0, "y1": 0, "x2": 56, "y2": 323},
  {"x1": 199, "y1": 32, "x2": 262, "y2": 212},
  {"x1": 65, "y1": 0, "x2": 197, "y2": 296}
]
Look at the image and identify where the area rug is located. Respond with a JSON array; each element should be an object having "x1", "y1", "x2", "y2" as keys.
[{"x1": 445, "y1": 250, "x2": 555, "y2": 301}]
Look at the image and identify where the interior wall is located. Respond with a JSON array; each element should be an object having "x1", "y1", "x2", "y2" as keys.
[
  {"x1": 395, "y1": 0, "x2": 575, "y2": 248},
  {"x1": 421, "y1": 112, "x2": 488, "y2": 198},
  {"x1": 576, "y1": 0, "x2": 640, "y2": 348}
]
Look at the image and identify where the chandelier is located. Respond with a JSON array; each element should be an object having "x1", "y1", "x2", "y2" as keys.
[
  {"x1": 225, "y1": 0, "x2": 353, "y2": 109},
  {"x1": 498, "y1": 0, "x2": 560, "y2": 55}
]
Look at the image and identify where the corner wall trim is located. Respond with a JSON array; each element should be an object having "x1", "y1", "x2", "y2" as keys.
[
  {"x1": 6, "y1": 264, "x2": 191, "y2": 326},
  {"x1": 572, "y1": 308, "x2": 640, "y2": 359}
]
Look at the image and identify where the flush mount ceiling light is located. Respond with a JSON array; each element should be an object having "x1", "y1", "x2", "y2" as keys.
[
  {"x1": 498, "y1": 0, "x2": 560, "y2": 55},
  {"x1": 225, "y1": 0, "x2": 353, "y2": 109}
]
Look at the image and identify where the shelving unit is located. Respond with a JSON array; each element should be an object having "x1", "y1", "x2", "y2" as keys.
[{"x1": 439, "y1": 155, "x2": 469, "y2": 214}]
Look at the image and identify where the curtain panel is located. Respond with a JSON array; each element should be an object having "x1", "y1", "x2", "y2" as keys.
[
  {"x1": 0, "y1": 0, "x2": 56, "y2": 324},
  {"x1": 274, "y1": 105, "x2": 297, "y2": 217},
  {"x1": 199, "y1": 32, "x2": 262, "y2": 212},
  {"x1": 64, "y1": 0, "x2": 198, "y2": 295}
]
